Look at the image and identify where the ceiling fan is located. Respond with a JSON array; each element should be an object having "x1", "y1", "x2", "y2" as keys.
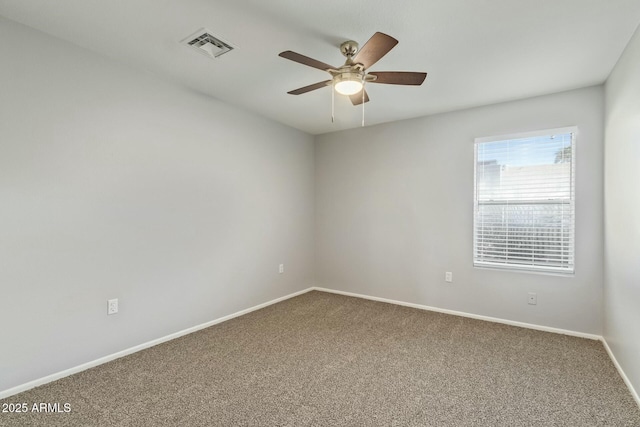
[{"x1": 279, "y1": 32, "x2": 427, "y2": 106}]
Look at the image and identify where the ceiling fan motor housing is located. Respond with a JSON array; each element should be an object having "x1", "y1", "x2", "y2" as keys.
[{"x1": 334, "y1": 69, "x2": 364, "y2": 82}]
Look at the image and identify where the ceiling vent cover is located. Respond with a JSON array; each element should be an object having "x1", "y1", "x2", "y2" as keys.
[{"x1": 182, "y1": 28, "x2": 235, "y2": 59}]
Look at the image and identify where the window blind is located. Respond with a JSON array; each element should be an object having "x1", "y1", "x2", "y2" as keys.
[{"x1": 473, "y1": 129, "x2": 575, "y2": 273}]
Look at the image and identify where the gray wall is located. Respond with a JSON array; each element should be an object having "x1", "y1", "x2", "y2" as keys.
[
  {"x1": 0, "y1": 17, "x2": 315, "y2": 392},
  {"x1": 604, "y1": 24, "x2": 640, "y2": 397},
  {"x1": 315, "y1": 86, "x2": 604, "y2": 335}
]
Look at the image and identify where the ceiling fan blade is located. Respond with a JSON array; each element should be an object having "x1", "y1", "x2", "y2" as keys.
[
  {"x1": 368, "y1": 71, "x2": 427, "y2": 85},
  {"x1": 279, "y1": 51, "x2": 336, "y2": 71},
  {"x1": 349, "y1": 89, "x2": 370, "y2": 106},
  {"x1": 287, "y1": 80, "x2": 332, "y2": 95},
  {"x1": 352, "y1": 32, "x2": 398, "y2": 69}
]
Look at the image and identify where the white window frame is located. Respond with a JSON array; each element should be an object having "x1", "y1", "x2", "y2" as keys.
[{"x1": 473, "y1": 127, "x2": 576, "y2": 275}]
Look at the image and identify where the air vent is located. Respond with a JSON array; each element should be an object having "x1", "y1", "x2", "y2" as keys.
[{"x1": 181, "y1": 28, "x2": 235, "y2": 59}]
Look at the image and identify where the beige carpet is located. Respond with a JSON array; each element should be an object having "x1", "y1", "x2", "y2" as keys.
[{"x1": 1, "y1": 290, "x2": 639, "y2": 426}]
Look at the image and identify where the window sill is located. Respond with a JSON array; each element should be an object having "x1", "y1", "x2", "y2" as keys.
[{"x1": 473, "y1": 264, "x2": 575, "y2": 278}]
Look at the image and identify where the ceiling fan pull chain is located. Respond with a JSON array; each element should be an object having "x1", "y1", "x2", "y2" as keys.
[
  {"x1": 361, "y1": 88, "x2": 365, "y2": 127},
  {"x1": 331, "y1": 84, "x2": 335, "y2": 123}
]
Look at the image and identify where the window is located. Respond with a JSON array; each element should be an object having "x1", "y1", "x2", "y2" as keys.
[{"x1": 473, "y1": 127, "x2": 576, "y2": 274}]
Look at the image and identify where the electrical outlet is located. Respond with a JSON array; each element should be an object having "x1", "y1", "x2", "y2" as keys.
[
  {"x1": 107, "y1": 298, "x2": 118, "y2": 315},
  {"x1": 279, "y1": 264, "x2": 284, "y2": 274},
  {"x1": 445, "y1": 272, "x2": 453, "y2": 283},
  {"x1": 527, "y1": 293, "x2": 537, "y2": 305}
]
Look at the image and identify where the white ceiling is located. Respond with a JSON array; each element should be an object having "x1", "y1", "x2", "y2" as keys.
[{"x1": 1, "y1": 0, "x2": 640, "y2": 135}]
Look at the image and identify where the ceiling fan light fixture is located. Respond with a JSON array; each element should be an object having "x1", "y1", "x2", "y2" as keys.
[
  {"x1": 334, "y1": 72, "x2": 364, "y2": 95},
  {"x1": 335, "y1": 80, "x2": 363, "y2": 95}
]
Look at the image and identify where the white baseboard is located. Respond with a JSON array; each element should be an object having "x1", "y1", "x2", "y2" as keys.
[
  {"x1": 601, "y1": 338, "x2": 640, "y2": 408},
  {"x1": 0, "y1": 287, "x2": 314, "y2": 400},
  {"x1": 311, "y1": 287, "x2": 601, "y2": 340},
  {"x1": 5, "y1": 285, "x2": 637, "y2": 411}
]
